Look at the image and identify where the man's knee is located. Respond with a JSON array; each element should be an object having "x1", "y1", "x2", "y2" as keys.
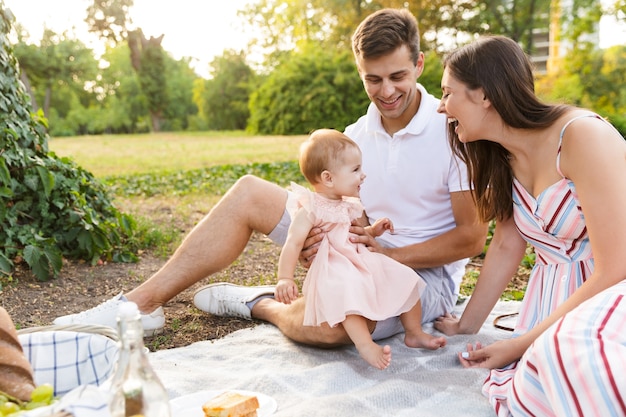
[{"x1": 231, "y1": 175, "x2": 266, "y2": 201}]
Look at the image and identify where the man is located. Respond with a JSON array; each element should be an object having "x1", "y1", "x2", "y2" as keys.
[{"x1": 55, "y1": 9, "x2": 486, "y2": 345}]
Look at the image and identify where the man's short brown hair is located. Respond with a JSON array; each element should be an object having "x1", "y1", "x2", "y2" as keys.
[{"x1": 352, "y1": 8, "x2": 421, "y2": 65}]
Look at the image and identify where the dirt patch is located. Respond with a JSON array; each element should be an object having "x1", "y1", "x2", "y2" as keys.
[{"x1": 1, "y1": 232, "x2": 286, "y2": 351}]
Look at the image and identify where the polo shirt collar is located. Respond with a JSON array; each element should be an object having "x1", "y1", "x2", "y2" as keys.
[{"x1": 364, "y1": 83, "x2": 432, "y2": 137}]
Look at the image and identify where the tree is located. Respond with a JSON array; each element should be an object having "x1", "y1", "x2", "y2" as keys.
[
  {"x1": 0, "y1": 4, "x2": 137, "y2": 280},
  {"x1": 161, "y1": 55, "x2": 198, "y2": 132},
  {"x1": 248, "y1": 43, "x2": 369, "y2": 135},
  {"x1": 13, "y1": 29, "x2": 98, "y2": 120},
  {"x1": 201, "y1": 50, "x2": 254, "y2": 131},
  {"x1": 98, "y1": 43, "x2": 148, "y2": 133},
  {"x1": 537, "y1": 43, "x2": 626, "y2": 135},
  {"x1": 86, "y1": 0, "x2": 168, "y2": 132},
  {"x1": 129, "y1": 30, "x2": 168, "y2": 132}
]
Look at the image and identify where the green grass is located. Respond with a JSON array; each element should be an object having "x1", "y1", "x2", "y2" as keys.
[{"x1": 49, "y1": 131, "x2": 307, "y2": 177}]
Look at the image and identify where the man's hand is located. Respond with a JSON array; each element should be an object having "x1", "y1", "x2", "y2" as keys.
[
  {"x1": 298, "y1": 226, "x2": 324, "y2": 268},
  {"x1": 434, "y1": 312, "x2": 464, "y2": 336},
  {"x1": 349, "y1": 222, "x2": 384, "y2": 253},
  {"x1": 275, "y1": 278, "x2": 299, "y2": 304}
]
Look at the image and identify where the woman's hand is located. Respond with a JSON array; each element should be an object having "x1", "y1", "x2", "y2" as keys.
[
  {"x1": 298, "y1": 227, "x2": 324, "y2": 268},
  {"x1": 458, "y1": 338, "x2": 525, "y2": 369}
]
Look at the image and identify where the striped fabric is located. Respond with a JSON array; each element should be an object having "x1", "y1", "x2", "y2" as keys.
[{"x1": 482, "y1": 114, "x2": 626, "y2": 416}]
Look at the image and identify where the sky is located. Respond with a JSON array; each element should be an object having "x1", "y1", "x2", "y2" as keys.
[
  {"x1": 3, "y1": 0, "x2": 254, "y2": 77},
  {"x1": 4, "y1": 0, "x2": 626, "y2": 78}
]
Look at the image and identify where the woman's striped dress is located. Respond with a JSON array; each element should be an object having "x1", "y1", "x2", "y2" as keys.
[{"x1": 482, "y1": 114, "x2": 626, "y2": 416}]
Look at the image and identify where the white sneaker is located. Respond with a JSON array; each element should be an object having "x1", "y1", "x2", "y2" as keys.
[
  {"x1": 193, "y1": 283, "x2": 275, "y2": 319},
  {"x1": 53, "y1": 293, "x2": 165, "y2": 337}
]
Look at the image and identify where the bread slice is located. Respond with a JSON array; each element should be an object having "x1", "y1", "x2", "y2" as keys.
[
  {"x1": 0, "y1": 307, "x2": 36, "y2": 401},
  {"x1": 202, "y1": 391, "x2": 260, "y2": 417}
]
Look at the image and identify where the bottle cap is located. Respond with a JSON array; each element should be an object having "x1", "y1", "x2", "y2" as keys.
[{"x1": 118, "y1": 301, "x2": 140, "y2": 318}]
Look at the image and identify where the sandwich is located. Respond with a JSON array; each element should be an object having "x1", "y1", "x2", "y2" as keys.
[{"x1": 202, "y1": 391, "x2": 260, "y2": 417}]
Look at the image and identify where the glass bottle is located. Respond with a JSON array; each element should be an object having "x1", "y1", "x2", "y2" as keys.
[{"x1": 109, "y1": 302, "x2": 171, "y2": 417}]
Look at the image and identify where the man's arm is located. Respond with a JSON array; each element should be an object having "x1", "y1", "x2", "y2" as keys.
[{"x1": 351, "y1": 190, "x2": 487, "y2": 269}]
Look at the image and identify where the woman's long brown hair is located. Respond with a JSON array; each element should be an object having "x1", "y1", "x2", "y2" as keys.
[{"x1": 444, "y1": 36, "x2": 570, "y2": 222}]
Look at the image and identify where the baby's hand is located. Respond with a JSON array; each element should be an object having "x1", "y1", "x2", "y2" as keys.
[
  {"x1": 369, "y1": 217, "x2": 394, "y2": 237},
  {"x1": 275, "y1": 278, "x2": 299, "y2": 304}
]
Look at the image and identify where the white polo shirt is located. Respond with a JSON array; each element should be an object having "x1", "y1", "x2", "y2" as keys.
[{"x1": 344, "y1": 83, "x2": 470, "y2": 288}]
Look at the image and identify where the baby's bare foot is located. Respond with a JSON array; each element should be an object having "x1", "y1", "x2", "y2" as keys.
[
  {"x1": 405, "y1": 332, "x2": 447, "y2": 350},
  {"x1": 357, "y1": 343, "x2": 392, "y2": 369}
]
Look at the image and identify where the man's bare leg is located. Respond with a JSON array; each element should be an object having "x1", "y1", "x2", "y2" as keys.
[
  {"x1": 251, "y1": 297, "x2": 376, "y2": 348},
  {"x1": 126, "y1": 175, "x2": 288, "y2": 314}
]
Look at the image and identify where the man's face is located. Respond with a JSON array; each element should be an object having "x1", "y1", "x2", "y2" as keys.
[{"x1": 356, "y1": 45, "x2": 424, "y2": 133}]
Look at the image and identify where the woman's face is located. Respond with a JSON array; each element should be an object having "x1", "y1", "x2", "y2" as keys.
[{"x1": 437, "y1": 68, "x2": 488, "y2": 143}]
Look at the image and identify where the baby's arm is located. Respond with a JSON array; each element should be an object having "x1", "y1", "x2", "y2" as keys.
[{"x1": 276, "y1": 208, "x2": 313, "y2": 304}]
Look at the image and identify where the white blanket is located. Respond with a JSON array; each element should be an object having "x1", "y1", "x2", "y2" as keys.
[{"x1": 150, "y1": 300, "x2": 520, "y2": 417}]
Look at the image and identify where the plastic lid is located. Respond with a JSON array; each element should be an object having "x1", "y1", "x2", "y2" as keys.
[{"x1": 117, "y1": 301, "x2": 140, "y2": 318}]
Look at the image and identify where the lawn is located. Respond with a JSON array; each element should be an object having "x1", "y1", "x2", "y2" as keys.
[{"x1": 49, "y1": 131, "x2": 308, "y2": 177}]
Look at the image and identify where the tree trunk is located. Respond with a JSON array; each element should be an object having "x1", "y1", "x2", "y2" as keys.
[{"x1": 43, "y1": 86, "x2": 51, "y2": 119}]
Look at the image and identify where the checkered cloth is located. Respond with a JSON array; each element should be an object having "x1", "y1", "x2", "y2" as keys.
[{"x1": 17, "y1": 330, "x2": 118, "y2": 416}]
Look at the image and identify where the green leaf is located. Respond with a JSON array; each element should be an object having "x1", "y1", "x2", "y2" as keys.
[
  {"x1": 0, "y1": 158, "x2": 10, "y2": 186},
  {"x1": 0, "y1": 252, "x2": 13, "y2": 275},
  {"x1": 0, "y1": 186, "x2": 12, "y2": 198},
  {"x1": 23, "y1": 174, "x2": 38, "y2": 191},
  {"x1": 36, "y1": 165, "x2": 55, "y2": 199},
  {"x1": 43, "y1": 246, "x2": 63, "y2": 276},
  {"x1": 30, "y1": 256, "x2": 50, "y2": 282},
  {"x1": 23, "y1": 245, "x2": 41, "y2": 267}
]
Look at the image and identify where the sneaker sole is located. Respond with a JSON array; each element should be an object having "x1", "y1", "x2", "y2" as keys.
[{"x1": 144, "y1": 327, "x2": 163, "y2": 338}]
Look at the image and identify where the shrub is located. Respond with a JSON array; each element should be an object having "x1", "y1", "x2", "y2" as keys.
[{"x1": 0, "y1": 8, "x2": 137, "y2": 281}]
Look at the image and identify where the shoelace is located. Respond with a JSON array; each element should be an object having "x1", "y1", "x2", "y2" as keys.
[
  {"x1": 215, "y1": 297, "x2": 248, "y2": 318},
  {"x1": 69, "y1": 297, "x2": 122, "y2": 319}
]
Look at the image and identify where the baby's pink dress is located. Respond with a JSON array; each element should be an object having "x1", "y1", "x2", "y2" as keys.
[{"x1": 288, "y1": 183, "x2": 426, "y2": 327}]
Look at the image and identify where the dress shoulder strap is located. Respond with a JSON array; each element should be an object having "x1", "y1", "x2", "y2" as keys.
[{"x1": 556, "y1": 113, "x2": 603, "y2": 177}]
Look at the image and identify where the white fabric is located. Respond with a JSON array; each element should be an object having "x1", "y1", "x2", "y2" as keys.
[
  {"x1": 21, "y1": 385, "x2": 112, "y2": 417},
  {"x1": 19, "y1": 330, "x2": 118, "y2": 397},
  {"x1": 18, "y1": 331, "x2": 117, "y2": 417},
  {"x1": 344, "y1": 83, "x2": 469, "y2": 248},
  {"x1": 150, "y1": 300, "x2": 520, "y2": 417},
  {"x1": 344, "y1": 83, "x2": 470, "y2": 291}
]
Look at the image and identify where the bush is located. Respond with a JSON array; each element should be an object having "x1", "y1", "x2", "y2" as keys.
[
  {"x1": 248, "y1": 43, "x2": 369, "y2": 135},
  {"x1": 0, "y1": 8, "x2": 137, "y2": 281}
]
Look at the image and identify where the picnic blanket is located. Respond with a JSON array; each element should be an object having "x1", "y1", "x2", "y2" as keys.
[{"x1": 150, "y1": 299, "x2": 521, "y2": 417}]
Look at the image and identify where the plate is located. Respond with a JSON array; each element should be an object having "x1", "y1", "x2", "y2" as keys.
[{"x1": 170, "y1": 390, "x2": 277, "y2": 417}]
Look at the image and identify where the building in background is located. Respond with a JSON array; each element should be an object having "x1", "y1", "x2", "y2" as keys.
[{"x1": 531, "y1": 0, "x2": 600, "y2": 75}]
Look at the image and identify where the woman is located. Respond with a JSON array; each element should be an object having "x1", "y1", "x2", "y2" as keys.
[{"x1": 434, "y1": 35, "x2": 626, "y2": 416}]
